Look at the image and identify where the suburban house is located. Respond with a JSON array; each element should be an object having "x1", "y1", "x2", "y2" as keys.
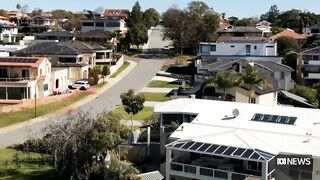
[
  {"x1": 302, "y1": 25, "x2": 320, "y2": 37},
  {"x1": 35, "y1": 31, "x2": 74, "y2": 42},
  {"x1": 193, "y1": 59, "x2": 295, "y2": 105},
  {"x1": 13, "y1": 41, "x2": 92, "y2": 86},
  {"x1": 0, "y1": 16, "x2": 19, "y2": 43},
  {"x1": 256, "y1": 21, "x2": 272, "y2": 36},
  {"x1": 0, "y1": 57, "x2": 51, "y2": 103},
  {"x1": 81, "y1": 18, "x2": 127, "y2": 34},
  {"x1": 270, "y1": 28, "x2": 307, "y2": 45},
  {"x1": 198, "y1": 37, "x2": 281, "y2": 63},
  {"x1": 155, "y1": 98, "x2": 320, "y2": 180},
  {"x1": 297, "y1": 46, "x2": 320, "y2": 85},
  {"x1": 75, "y1": 30, "x2": 112, "y2": 44},
  {"x1": 20, "y1": 15, "x2": 57, "y2": 34},
  {"x1": 76, "y1": 10, "x2": 101, "y2": 19},
  {"x1": 218, "y1": 26, "x2": 263, "y2": 38}
]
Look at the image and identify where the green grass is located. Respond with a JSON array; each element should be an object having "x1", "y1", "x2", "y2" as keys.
[
  {"x1": 95, "y1": 81, "x2": 107, "y2": 88},
  {"x1": 0, "y1": 92, "x2": 89, "y2": 128},
  {"x1": 174, "y1": 55, "x2": 196, "y2": 62},
  {"x1": 110, "y1": 61, "x2": 130, "y2": 78},
  {"x1": 147, "y1": 80, "x2": 181, "y2": 88},
  {"x1": 138, "y1": 92, "x2": 170, "y2": 102},
  {"x1": 0, "y1": 149, "x2": 57, "y2": 180},
  {"x1": 113, "y1": 106, "x2": 154, "y2": 120}
]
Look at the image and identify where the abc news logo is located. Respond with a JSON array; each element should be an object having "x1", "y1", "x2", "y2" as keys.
[{"x1": 276, "y1": 155, "x2": 313, "y2": 167}]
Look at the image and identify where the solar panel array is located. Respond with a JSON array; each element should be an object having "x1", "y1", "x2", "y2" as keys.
[
  {"x1": 0, "y1": 58, "x2": 38, "y2": 63},
  {"x1": 167, "y1": 141, "x2": 274, "y2": 161},
  {"x1": 251, "y1": 113, "x2": 297, "y2": 125}
]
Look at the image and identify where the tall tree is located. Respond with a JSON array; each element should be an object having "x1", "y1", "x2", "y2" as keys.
[
  {"x1": 186, "y1": 1, "x2": 212, "y2": 17},
  {"x1": 120, "y1": 89, "x2": 145, "y2": 129},
  {"x1": 260, "y1": 5, "x2": 280, "y2": 24},
  {"x1": 204, "y1": 71, "x2": 236, "y2": 101},
  {"x1": 102, "y1": 65, "x2": 110, "y2": 83},
  {"x1": 20, "y1": 5, "x2": 29, "y2": 14},
  {"x1": 127, "y1": 1, "x2": 144, "y2": 27},
  {"x1": 31, "y1": 8, "x2": 43, "y2": 16},
  {"x1": 143, "y1": 8, "x2": 160, "y2": 29},
  {"x1": 236, "y1": 64, "x2": 268, "y2": 103}
]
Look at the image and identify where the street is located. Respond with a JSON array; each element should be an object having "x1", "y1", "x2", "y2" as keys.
[{"x1": 0, "y1": 58, "x2": 165, "y2": 147}]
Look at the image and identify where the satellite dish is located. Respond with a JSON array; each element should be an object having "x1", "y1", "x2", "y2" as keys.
[{"x1": 232, "y1": 109, "x2": 240, "y2": 117}]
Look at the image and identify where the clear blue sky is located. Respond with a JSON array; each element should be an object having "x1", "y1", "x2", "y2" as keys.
[{"x1": 2, "y1": 0, "x2": 320, "y2": 18}]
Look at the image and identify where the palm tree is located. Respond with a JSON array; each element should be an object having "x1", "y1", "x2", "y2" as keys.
[
  {"x1": 204, "y1": 71, "x2": 235, "y2": 101},
  {"x1": 235, "y1": 64, "x2": 268, "y2": 103}
]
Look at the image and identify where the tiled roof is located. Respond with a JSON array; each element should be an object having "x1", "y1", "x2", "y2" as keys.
[
  {"x1": 75, "y1": 30, "x2": 112, "y2": 38},
  {"x1": 300, "y1": 46, "x2": 320, "y2": 54},
  {"x1": 270, "y1": 29, "x2": 306, "y2": 40},
  {"x1": 103, "y1": 9, "x2": 128, "y2": 18},
  {"x1": 0, "y1": 57, "x2": 45, "y2": 67}
]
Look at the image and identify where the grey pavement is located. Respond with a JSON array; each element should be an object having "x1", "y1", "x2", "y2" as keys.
[{"x1": 0, "y1": 58, "x2": 165, "y2": 148}]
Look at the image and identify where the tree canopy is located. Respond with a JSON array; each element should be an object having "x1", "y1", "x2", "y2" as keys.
[
  {"x1": 143, "y1": 8, "x2": 160, "y2": 29},
  {"x1": 162, "y1": 1, "x2": 219, "y2": 54}
]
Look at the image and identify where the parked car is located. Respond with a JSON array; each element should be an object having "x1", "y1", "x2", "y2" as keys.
[{"x1": 70, "y1": 80, "x2": 90, "y2": 90}]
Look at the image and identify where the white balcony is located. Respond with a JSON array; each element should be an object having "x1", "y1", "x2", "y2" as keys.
[{"x1": 170, "y1": 162, "x2": 262, "y2": 180}]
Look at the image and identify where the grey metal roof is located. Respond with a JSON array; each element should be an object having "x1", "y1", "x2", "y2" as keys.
[
  {"x1": 35, "y1": 31, "x2": 73, "y2": 37},
  {"x1": 138, "y1": 171, "x2": 164, "y2": 180},
  {"x1": 301, "y1": 46, "x2": 320, "y2": 55},
  {"x1": 218, "y1": 26, "x2": 262, "y2": 33},
  {"x1": 14, "y1": 42, "x2": 81, "y2": 56},
  {"x1": 54, "y1": 63, "x2": 88, "y2": 67},
  {"x1": 217, "y1": 36, "x2": 268, "y2": 43}
]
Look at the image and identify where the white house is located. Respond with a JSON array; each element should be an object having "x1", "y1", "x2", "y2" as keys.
[
  {"x1": 155, "y1": 98, "x2": 320, "y2": 180},
  {"x1": 198, "y1": 38, "x2": 277, "y2": 57},
  {"x1": 0, "y1": 57, "x2": 51, "y2": 103},
  {"x1": 0, "y1": 18, "x2": 18, "y2": 43},
  {"x1": 81, "y1": 19, "x2": 127, "y2": 34},
  {"x1": 256, "y1": 21, "x2": 272, "y2": 35}
]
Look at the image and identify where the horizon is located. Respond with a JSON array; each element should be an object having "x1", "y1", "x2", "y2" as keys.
[{"x1": 1, "y1": 0, "x2": 320, "y2": 18}]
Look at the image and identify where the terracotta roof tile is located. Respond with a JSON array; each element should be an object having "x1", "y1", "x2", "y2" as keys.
[{"x1": 270, "y1": 29, "x2": 306, "y2": 40}]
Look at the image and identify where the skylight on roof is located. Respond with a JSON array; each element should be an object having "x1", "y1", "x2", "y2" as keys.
[{"x1": 251, "y1": 113, "x2": 297, "y2": 125}]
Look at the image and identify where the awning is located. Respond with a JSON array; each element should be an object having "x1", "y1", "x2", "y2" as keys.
[{"x1": 166, "y1": 140, "x2": 275, "y2": 162}]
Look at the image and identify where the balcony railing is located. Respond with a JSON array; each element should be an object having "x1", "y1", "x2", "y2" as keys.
[
  {"x1": 170, "y1": 162, "x2": 261, "y2": 180},
  {"x1": 0, "y1": 77, "x2": 37, "y2": 82}
]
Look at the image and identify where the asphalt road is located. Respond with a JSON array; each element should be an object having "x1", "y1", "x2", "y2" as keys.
[{"x1": 0, "y1": 58, "x2": 165, "y2": 147}]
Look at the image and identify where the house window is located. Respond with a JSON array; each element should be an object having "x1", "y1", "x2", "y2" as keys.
[
  {"x1": 280, "y1": 72, "x2": 285, "y2": 79},
  {"x1": 247, "y1": 161, "x2": 262, "y2": 171},
  {"x1": 312, "y1": 55, "x2": 319, "y2": 61},
  {"x1": 82, "y1": 22, "x2": 94, "y2": 26},
  {"x1": 211, "y1": 45, "x2": 216, "y2": 52},
  {"x1": 43, "y1": 84, "x2": 49, "y2": 91},
  {"x1": 250, "y1": 98, "x2": 256, "y2": 104},
  {"x1": 266, "y1": 45, "x2": 274, "y2": 48},
  {"x1": 246, "y1": 45, "x2": 251, "y2": 55},
  {"x1": 95, "y1": 22, "x2": 104, "y2": 27},
  {"x1": 254, "y1": 46, "x2": 257, "y2": 50},
  {"x1": 40, "y1": 68, "x2": 43, "y2": 75},
  {"x1": 231, "y1": 45, "x2": 235, "y2": 48}
]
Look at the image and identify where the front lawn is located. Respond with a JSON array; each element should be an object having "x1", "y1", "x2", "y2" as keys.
[
  {"x1": 0, "y1": 149, "x2": 57, "y2": 180},
  {"x1": 113, "y1": 106, "x2": 154, "y2": 120},
  {"x1": 138, "y1": 92, "x2": 170, "y2": 102},
  {"x1": 146, "y1": 80, "x2": 181, "y2": 88},
  {"x1": 0, "y1": 92, "x2": 89, "y2": 128},
  {"x1": 110, "y1": 61, "x2": 130, "y2": 78}
]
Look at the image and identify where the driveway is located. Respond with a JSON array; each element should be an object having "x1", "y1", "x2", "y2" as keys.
[{"x1": 0, "y1": 59, "x2": 164, "y2": 148}]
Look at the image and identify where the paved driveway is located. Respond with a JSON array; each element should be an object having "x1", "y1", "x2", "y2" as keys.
[{"x1": 0, "y1": 59, "x2": 164, "y2": 147}]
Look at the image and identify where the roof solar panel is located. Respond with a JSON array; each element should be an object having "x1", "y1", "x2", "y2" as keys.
[
  {"x1": 0, "y1": 58, "x2": 37, "y2": 63},
  {"x1": 173, "y1": 142, "x2": 185, "y2": 148},
  {"x1": 206, "y1": 144, "x2": 220, "y2": 153},
  {"x1": 232, "y1": 148, "x2": 246, "y2": 156},
  {"x1": 223, "y1": 147, "x2": 237, "y2": 156},
  {"x1": 189, "y1": 142, "x2": 203, "y2": 151},
  {"x1": 252, "y1": 113, "x2": 296, "y2": 125},
  {"x1": 215, "y1": 146, "x2": 228, "y2": 154},
  {"x1": 242, "y1": 149, "x2": 254, "y2": 158},
  {"x1": 181, "y1": 141, "x2": 195, "y2": 149},
  {"x1": 249, "y1": 152, "x2": 260, "y2": 160},
  {"x1": 198, "y1": 143, "x2": 211, "y2": 152}
]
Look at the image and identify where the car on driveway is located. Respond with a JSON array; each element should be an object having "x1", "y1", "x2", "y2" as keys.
[{"x1": 70, "y1": 80, "x2": 90, "y2": 90}]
